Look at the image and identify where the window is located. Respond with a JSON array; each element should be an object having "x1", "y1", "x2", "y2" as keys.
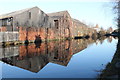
[
  {"x1": 49, "y1": 23, "x2": 51, "y2": 28},
  {"x1": 0, "y1": 21, "x2": 2, "y2": 27},
  {"x1": 29, "y1": 12, "x2": 31, "y2": 19},
  {"x1": 16, "y1": 22, "x2": 19, "y2": 26},
  {"x1": 43, "y1": 18, "x2": 45, "y2": 22},
  {"x1": 54, "y1": 20, "x2": 59, "y2": 29},
  {"x1": 2, "y1": 20, "x2": 7, "y2": 26}
]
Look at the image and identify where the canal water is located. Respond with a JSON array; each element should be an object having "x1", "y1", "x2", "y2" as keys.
[{"x1": 0, "y1": 37, "x2": 118, "y2": 78}]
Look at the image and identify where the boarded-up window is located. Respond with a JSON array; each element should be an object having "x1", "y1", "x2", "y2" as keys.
[{"x1": 54, "y1": 20, "x2": 59, "y2": 29}]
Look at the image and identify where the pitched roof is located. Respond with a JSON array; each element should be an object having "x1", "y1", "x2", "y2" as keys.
[
  {"x1": 72, "y1": 18, "x2": 87, "y2": 27},
  {"x1": 47, "y1": 10, "x2": 69, "y2": 17},
  {"x1": 0, "y1": 6, "x2": 39, "y2": 19}
]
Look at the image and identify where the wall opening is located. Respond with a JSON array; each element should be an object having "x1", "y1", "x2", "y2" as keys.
[
  {"x1": 0, "y1": 17, "x2": 13, "y2": 31},
  {"x1": 29, "y1": 12, "x2": 31, "y2": 19},
  {"x1": 54, "y1": 20, "x2": 59, "y2": 29},
  {"x1": 2, "y1": 19, "x2": 7, "y2": 26}
]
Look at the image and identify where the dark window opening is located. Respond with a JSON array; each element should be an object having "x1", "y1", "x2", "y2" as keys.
[
  {"x1": 43, "y1": 18, "x2": 45, "y2": 22},
  {"x1": 54, "y1": 20, "x2": 59, "y2": 29},
  {"x1": 2, "y1": 20, "x2": 7, "y2": 26},
  {"x1": 16, "y1": 22, "x2": 19, "y2": 26},
  {"x1": 47, "y1": 28, "x2": 48, "y2": 33},
  {"x1": 1, "y1": 17, "x2": 13, "y2": 26},
  {"x1": 66, "y1": 20, "x2": 67, "y2": 22},
  {"x1": 49, "y1": 23, "x2": 51, "y2": 28},
  {"x1": 29, "y1": 12, "x2": 31, "y2": 19}
]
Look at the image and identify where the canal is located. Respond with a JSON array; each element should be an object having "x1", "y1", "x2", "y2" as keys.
[{"x1": 0, "y1": 37, "x2": 118, "y2": 78}]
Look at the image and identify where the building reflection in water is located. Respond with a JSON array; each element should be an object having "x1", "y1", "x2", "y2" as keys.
[{"x1": 0, "y1": 38, "x2": 107, "y2": 73}]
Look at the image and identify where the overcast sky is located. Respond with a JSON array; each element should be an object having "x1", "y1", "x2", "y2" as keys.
[{"x1": 0, "y1": 0, "x2": 117, "y2": 30}]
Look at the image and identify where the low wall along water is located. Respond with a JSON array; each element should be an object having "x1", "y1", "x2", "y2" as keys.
[{"x1": 0, "y1": 32, "x2": 19, "y2": 43}]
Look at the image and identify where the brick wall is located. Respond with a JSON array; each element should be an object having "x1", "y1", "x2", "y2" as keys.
[
  {"x1": 0, "y1": 27, "x2": 7, "y2": 32},
  {"x1": 18, "y1": 26, "x2": 71, "y2": 42}
]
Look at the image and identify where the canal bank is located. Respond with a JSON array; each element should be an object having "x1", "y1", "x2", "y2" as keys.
[
  {"x1": 97, "y1": 1, "x2": 120, "y2": 79},
  {"x1": 98, "y1": 39, "x2": 120, "y2": 80}
]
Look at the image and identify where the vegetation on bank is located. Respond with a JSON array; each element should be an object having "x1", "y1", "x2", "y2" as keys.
[{"x1": 98, "y1": 1, "x2": 120, "y2": 79}]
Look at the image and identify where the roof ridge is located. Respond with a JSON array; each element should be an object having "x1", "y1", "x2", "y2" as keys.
[
  {"x1": 0, "y1": 6, "x2": 39, "y2": 19},
  {"x1": 47, "y1": 10, "x2": 68, "y2": 14}
]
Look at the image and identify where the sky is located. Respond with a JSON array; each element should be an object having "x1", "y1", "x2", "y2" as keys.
[{"x1": 0, "y1": 0, "x2": 118, "y2": 30}]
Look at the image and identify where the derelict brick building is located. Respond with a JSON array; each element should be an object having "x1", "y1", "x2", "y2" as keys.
[
  {"x1": 0, "y1": 7, "x2": 49, "y2": 31},
  {"x1": 48, "y1": 11, "x2": 73, "y2": 39},
  {"x1": 0, "y1": 6, "x2": 95, "y2": 43}
]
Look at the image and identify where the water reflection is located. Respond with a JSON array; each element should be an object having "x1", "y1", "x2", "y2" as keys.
[
  {"x1": 0, "y1": 37, "x2": 117, "y2": 73},
  {"x1": 0, "y1": 38, "x2": 98, "y2": 73},
  {"x1": 98, "y1": 37, "x2": 119, "y2": 79}
]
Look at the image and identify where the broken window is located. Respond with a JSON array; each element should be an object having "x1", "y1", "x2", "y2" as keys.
[{"x1": 54, "y1": 20, "x2": 59, "y2": 29}]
